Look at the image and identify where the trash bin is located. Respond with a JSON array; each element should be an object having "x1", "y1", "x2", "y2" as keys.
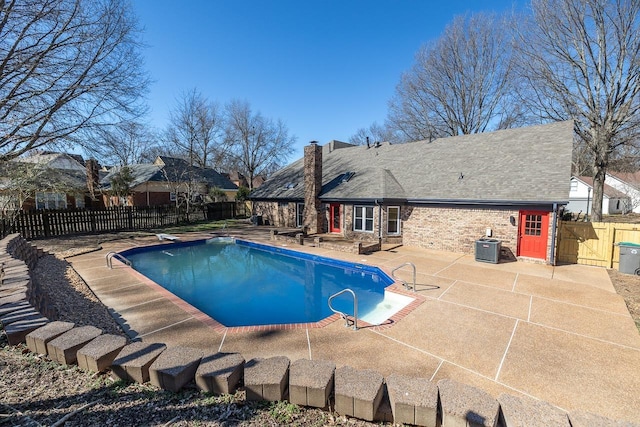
[
  {"x1": 618, "y1": 242, "x2": 640, "y2": 275},
  {"x1": 475, "y1": 238, "x2": 501, "y2": 264}
]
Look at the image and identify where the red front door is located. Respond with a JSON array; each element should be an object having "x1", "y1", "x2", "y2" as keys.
[
  {"x1": 329, "y1": 203, "x2": 341, "y2": 233},
  {"x1": 517, "y1": 210, "x2": 549, "y2": 259}
]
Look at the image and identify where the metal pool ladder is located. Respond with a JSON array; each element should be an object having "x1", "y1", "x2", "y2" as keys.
[
  {"x1": 391, "y1": 262, "x2": 417, "y2": 292},
  {"x1": 106, "y1": 251, "x2": 132, "y2": 269},
  {"x1": 328, "y1": 288, "x2": 358, "y2": 330}
]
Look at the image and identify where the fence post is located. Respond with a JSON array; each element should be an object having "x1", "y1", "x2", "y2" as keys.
[
  {"x1": 127, "y1": 206, "x2": 134, "y2": 230},
  {"x1": 42, "y1": 211, "x2": 50, "y2": 238}
]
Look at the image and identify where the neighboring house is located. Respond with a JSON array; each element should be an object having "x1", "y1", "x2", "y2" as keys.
[
  {"x1": 605, "y1": 171, "x2": 640, "y2": 213},
  {"x1": 0, "y1": 152, "x2": 92, "y2": 210},
  {"x1": 250, "y1": 121, "x2": 574, "y2": 263},
  {"x1": 566, "y1": 176, "x2": 630, "y2": 217},
  {"x1": 223, "y1": 170, "x2": 266, "y2": 190},
  {"x1": 100, "y1": 156, "x2": 238, "y2": 207}
]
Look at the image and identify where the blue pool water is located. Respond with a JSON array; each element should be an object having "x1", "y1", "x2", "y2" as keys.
[{"x1": 121, "y1": 238, "x2": 396, "y2": 327}]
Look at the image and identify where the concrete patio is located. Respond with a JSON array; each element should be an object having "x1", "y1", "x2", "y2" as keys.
[{"x1": 67, "y1": 226, "x2": 640, "y2": 424}]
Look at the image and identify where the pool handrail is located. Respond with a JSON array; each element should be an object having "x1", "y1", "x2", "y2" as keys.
[
  {"x1": 106, "y1": 251, "x2": 132, "y2": 269},
  {"x1": 391, "y1": 262, "x2": 416, "y2": 292},
  {"x1": 328, "y1": 288, "x2": 358, "y2": 330}
]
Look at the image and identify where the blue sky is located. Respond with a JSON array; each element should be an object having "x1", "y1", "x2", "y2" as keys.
[{"x1": 133, "y1": 0, "x2": 525, "y2": 160}]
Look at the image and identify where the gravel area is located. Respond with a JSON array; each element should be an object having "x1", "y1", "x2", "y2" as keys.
[{"x1": 1, "y1": 234, "x2": 391, "y2": 426}]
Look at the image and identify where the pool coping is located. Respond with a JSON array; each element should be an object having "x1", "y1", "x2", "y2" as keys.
[{"x1": 117, "y1": 237, "x2": 425, "y2": 333}]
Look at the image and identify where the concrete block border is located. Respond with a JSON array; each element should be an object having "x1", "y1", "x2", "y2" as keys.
[{"x1": 1, "y1": 233, "x2": 638, "y2": 427}]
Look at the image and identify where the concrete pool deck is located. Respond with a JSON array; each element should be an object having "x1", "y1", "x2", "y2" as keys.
[{"x1": 68, "y1": 227, "x2": 640, "y2": 423}]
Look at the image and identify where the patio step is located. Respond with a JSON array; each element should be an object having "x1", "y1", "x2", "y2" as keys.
[
  {"x1": 46, "y1": 325, "x2": 103, "y2": 365},
  {"x1": 438, "y1": 379, "x2": 500, "y2": 427},
  {"x1": 386, "y1": 373, "x2": 439, "y2": 427},
  {"x1": 498, "y1": 394, "x2": 570, "y2": 427},
  {"x1": 244, "y1": 356, "x2": 290, "y2": 401},
  {"x1": 111, "y1": 342, "x2": 167, "y2": 383},
  {"x1": 26, "y1": 321, "x2": 75, "y2": 355},
  {"x1": 149, "y1": 346, "x2": 204, "y2": 392},
  {"x1": 77, "y1": 334, "x2": 127, "y2": 373},
  {"x1": 334, "y1": 365, "x2": 384, "y2": 422},
  {"x1": 289, "y1": 359, "x2": 336, "y2": 408},
  {"x1": 195, "y1": 352, "x2": 245, "y2": 395}
]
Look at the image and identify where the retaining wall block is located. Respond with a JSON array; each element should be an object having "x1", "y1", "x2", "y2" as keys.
[
  {"x1": 76, "y1": 334, "x2": 127, "y2": 373},
  {"x1": 195, "y1": 352, "x2": 245, "y2": 395},
  {"x1": 569, "y1": 411, "x2": 640, "y2": 427},
  {"x1": 46, "y1": 325, "x2": 103, "y2": 365},
  {"x1": 4, "y1": 316, "x2": 49, "y2": 345},
  {"x1": 334, "y1": 365, "x2": 384, "y2": 422},
  {"x1": 111, "y1": 342, "x2": 167, "y2": 383},
  {"x1": 498, "y1": 394, "x2": 570, "y2": 427},
  {"x1": 438, "y1": 379, "x2": 499, "y2": 427},
  {"x1": 26, "y1": 321, "x2": 75, "y2": 355},
  {"x1": 289, "y1": 359, "x2": 336, "y2": 408},
  {"x1": 149, "y1": 346, "x2": 204, "y2": 392},
  {"x1": 244, "y1": 356, "x2": 290, "y2": 402},
  {"x1": 0, "y1": 291, "x2": 28, "y2": 306},
  {"x1": 386, "y1": 373, "x2": 439, "y2": 427},
  {"x1": 0, "y1": 300, "x2": 31, "y2": 317}
]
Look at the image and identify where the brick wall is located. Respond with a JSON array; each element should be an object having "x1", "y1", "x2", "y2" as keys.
[
  {"x1": 402, "y1": 206, "x2": 522, "y2": 257},
  {"x1": 254, "y1": 201, "x2": 298, "y2": 228}
]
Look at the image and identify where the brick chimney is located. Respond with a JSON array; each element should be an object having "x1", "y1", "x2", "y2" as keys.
[
  {"x1": 303, "y1": 141, "x2": 324, "y2": 234},
  {"x1": 86, "y1": 159, "x2": 100, "y2": 201}
]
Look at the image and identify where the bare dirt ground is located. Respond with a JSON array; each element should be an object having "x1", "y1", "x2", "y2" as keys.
[
  {"x1": 608, "y1": 269, "x2": 640, "y2": 332},
  {"x1": 1, "y1": 233, "x2": 391, "y2": 426}
]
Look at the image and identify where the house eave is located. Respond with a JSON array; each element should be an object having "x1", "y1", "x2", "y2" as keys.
[{"x1": 406, "y1": 198, "x2": 568, "y2": 207}]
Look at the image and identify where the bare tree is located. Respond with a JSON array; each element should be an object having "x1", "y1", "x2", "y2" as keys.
[
  {"x1": 387, "y1": 12, "x2": 517, "y2": 141},
  {"x1": 164, "y1": 89, "x2": 226, "y2": 169},
  {"x1": 225, "y1": 100, "x2": 296, "y2": 190},
  {"x1": 0, "y1": 0, "x2": 149, "y2": 161},
  {"x1": 90, "y1": 121, "x2": 157, "y2": 166},
  {"x1": 514, "y1": 0, "x2": 640, "y2": 221},
  {"x1": 348, "y1": 122, "x2": 396, "y2": 145}
]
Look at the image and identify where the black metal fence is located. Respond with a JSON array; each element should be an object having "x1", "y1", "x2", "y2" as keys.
[{"x1": 0, "y1": 202, "x2": 249, "y2": 240}]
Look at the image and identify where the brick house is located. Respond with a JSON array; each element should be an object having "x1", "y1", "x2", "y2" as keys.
[
  {"x1": 250, "y1": 121, "x2": 574, "y2": 263},
  {"x1": 99, "y1": 156, "x2": 238, "y2": 207}
]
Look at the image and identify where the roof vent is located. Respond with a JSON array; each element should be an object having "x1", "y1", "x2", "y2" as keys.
[
  {"x1": 342, "y1": 172, "x2": 355, "y2": 183},
  {"x1": 284, "y1": 182, "x2": 297, "y2": 189}
]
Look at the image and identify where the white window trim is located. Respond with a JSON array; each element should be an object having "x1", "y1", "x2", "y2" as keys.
[
  {"x1": 353, "y1": 205, "x2": 374, "y2": 233},
  {"x1": 296, "y1": 203, "x2": 304, "y2": 227},
  {"x1": 387, "y1": 206, "x2": 401, "y2": 235}
]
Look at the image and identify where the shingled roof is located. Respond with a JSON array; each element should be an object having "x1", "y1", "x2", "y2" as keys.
[
  {"x1": 100, "y1": 156, "x2": 238, "y2": 191},
  {"x1": 250, "y1": 121, "x2": 574, "y2": 205}
]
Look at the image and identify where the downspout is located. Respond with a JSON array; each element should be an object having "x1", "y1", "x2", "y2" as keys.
[{"x1": 550, "y1": 203, "x2": 558, "y2": 266}]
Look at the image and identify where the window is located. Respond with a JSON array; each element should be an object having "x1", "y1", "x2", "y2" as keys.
[
  {"x1": 75, "y1": 196, "x2": 85, "y2": 209},
  {"x1": 387, "y1": 206, "x2": 401, "y2": 235},
  {"x1": 570, "y1": 180, "x2": 578, "y2": 192},
  {"x1": 35, "y1": 192, "x2": 66, "y2": 210},
  {"x1": 524, "y1": 214, "x2": 543, "y2": 236},
  {"x1": 354, "y1": 206, "x2": 374, "y2": 232},
  {"x1": 296, "y1": 203, "x2": 304, "y2": 227}
]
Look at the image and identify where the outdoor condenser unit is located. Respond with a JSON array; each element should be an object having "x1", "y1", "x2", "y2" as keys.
[{"x1": 475, "y1": 238, "x2": 501, "y2": 264}]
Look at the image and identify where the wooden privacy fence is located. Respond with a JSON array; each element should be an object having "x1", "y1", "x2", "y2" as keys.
[
  {"x1": 556, "y1": 220, "x2": 640, "y2": 268},
  {"x1": 0, "y1": 202, "x2": 248, "y2": 240}
]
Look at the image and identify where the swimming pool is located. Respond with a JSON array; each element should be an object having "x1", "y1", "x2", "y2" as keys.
[{"x1": 121, "y1": 238, "x2": 412, "y2": 327}]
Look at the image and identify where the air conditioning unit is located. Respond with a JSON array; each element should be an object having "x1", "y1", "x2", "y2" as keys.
[{"x1": 475, "y1": 238, "x2": 501, "y2": 264}]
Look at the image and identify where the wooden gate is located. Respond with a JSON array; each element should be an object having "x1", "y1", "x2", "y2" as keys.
[{"x1": 557, "y1": 221, "x2": 640, "y2": 268}]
